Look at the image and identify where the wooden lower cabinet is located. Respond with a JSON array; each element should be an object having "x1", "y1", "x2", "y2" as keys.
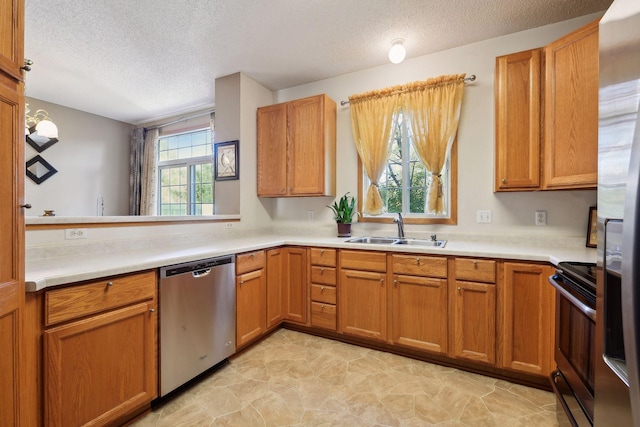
[
  {"x1": 283, "y1": 247, "x2": 307, "y2": 324},
  {"x1": 339, "y1": 269, "x2": 387, "y2": 341},
  {"x1": 44, "y1": 302, "x2": 156, "y2": 427},
  {"x1": 40, "y1": 271, "x2": 158, "y2": 427},
  {"x1": 266, "y1": 249, "x2": 284, "y2": 328},
  {"x1": 499, "y1": 262, "x2": 555, "y2": 376},
  {"x1": 392, "y1": 274, "x2": 448, "y2": 354},
  {"x1": 236, "y1": 268, "x2": 266, "y2": 348},
  {"x1": 450, "y1": 280, "x2": 496, "y2": 365}
]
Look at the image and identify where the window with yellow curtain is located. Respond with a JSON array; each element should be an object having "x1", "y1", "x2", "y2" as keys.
[{"x1": 355, "y1": 74, "x2": 464, "y2": 225}]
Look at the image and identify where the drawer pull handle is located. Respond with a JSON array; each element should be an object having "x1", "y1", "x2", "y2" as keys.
[{"x1": 106, "y1": 281, "x2": 114, "y2": 287}]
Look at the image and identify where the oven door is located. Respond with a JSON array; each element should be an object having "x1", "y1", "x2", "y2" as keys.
[{"x1": 549, "y1": 274, "x2": 596, "y2": 426}]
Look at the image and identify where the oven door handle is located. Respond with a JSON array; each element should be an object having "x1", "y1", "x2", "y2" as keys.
[{"x1": 549, "y1": 275, "x2": 597, "y2": 321}]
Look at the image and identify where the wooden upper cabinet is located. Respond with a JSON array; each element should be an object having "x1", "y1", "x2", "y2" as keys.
[
  {"x1": 494, "y1": 48, "x2": 542, "y2": 191},
  {"x1": 494, "y1": 20, "x2": 599, "y2": 192},
  {"x1": 257, "y1": 94, "x2": 336, "y2": 197},
  {"x1": 0, "y1": 0, "x2": 24, "y2": 80},
  {"x1": 543, "y1": 20, "x2": 598, "y2": 189},
  {"x1": 257, "y1": 103, "x2": 288, "y2": 196}
]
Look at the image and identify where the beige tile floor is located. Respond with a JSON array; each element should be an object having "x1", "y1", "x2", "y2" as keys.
[{"x1": 132, "y1": 329, "x2": 568, "y2": 427}]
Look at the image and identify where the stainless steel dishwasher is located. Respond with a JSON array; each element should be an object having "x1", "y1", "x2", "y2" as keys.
[{"x1": 159, "y1": 255, "x2": 235, "y2": 397}]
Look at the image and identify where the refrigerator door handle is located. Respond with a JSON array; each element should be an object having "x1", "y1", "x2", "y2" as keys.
[{"x1": 622, "y1": 110, "x2": 640, "y2": 426}]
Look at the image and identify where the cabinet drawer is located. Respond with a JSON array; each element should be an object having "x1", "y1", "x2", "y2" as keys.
[
  {"x1": 45, "y1": 270, "x2": 157, "y2": 326},
  {"x1": 391, "y1": 254, "x2": 447, "y2": 278},
  {"x1": 455, "y1": 258, "x2": 496, "y2": 283},
  {"x1": 310, "y1": 248, "x2": 337, "y2": 267},
  {"x1": 311, "y1": 266, "x2": 336, "y2": 285},
  {"x1": 236, "y1": 250, "x2": 266, "y2": 275},
  {"x1": 311, "y1": 302, "x2": 336, "y2": 330},
  {"x1": 340, "y1": 250, "x2": 386, "y2": 272},
  {"x1": 311, "y1": 284, "x2": 337, "y2": 304}
]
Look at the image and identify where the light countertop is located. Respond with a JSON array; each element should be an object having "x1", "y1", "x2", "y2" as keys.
[{"x1": 25, "y1": 234, "x2": 596, "y2": 292}]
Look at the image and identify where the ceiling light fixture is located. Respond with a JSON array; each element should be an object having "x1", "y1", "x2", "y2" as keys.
[
  {"x1": 388, "y1": 39, "x2": 406, "y2": 64},
  {"x1": 25, "y1": 103, "x2": 59, "y2": 139}
]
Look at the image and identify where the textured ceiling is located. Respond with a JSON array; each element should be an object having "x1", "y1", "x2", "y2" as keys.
[{"x1": 24, "y1": 0, "x2": 612, "y2": 124}]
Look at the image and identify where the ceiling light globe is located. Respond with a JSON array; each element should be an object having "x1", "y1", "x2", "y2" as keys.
[
  {"x1": 388, "y1": 42, "x2": 406, "y2": 64},
  {"x1": 35, "y1": 120, "x2": 59, "y2": 139}
]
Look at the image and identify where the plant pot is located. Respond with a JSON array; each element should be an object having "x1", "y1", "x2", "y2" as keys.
[{"x1": 337, "y1": 223, "x2": 352, "y2": 237}]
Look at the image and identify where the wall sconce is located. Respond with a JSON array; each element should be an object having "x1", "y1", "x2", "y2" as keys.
[
  {"x1": 25, "y1": 103, "x2": 59, "y2": 152},
  {"x1": 25, "y1": 103, "x2": 58, "y2": 139},
  {"x1": 388, "y1": 39, "x2": 406, "y2": 64}
]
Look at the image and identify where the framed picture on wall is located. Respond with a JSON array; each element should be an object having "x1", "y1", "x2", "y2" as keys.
[
  {"x1": 214, "y1": 140, "x2": 239, "y2": 181},
  {"x1": 586, "y1": 206, "x2": 597, "y2": 248}
]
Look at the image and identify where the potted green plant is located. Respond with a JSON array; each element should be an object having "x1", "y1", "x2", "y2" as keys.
[{"x1": 328, "y1": 193, "x2": 358, "y2": 237}]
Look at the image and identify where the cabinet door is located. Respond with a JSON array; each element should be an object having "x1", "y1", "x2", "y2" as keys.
[
  {"x1": 495, "y1": 48, "x2": 542, "y2": 191},
  {"x1": 451, "y1": 280, "x2": 496, "y2": 365},
  {"x1": 0, "y1": 0, "x2": 24, "y2": 80},
  {"x1": 44, "y1": 302, "x2": 157, "y2": 427},
  {"x1": 257, "y1": 103, "x2": 287, "y2": 196},
  {"x1": 236, "y1": 269, "x2": 266, "y2": 347},
  {"x1": 339, "y1": 269, "x2": 386, "y2": 341},
  {"x1": 266, "y1": 249, "x2": 284, "y2": 328},
  {"x1": 392, "y1": 274, "x2": 447, "y2": 354},
  {"x1": 500, "y1": 262, "x2": 555, "y2": 376},
  {"x1": 543, "y1": 20, "x2": 598, "y2": 189},
  {"x1": 0, "y1": 2, "x2": 24, "y2": 421},
  {"x1": 284, "y1": 247, "x2": 307, "y2": 323},
  {"x1": 288, "y1": 95, "x2": 334, "y2": 196}
]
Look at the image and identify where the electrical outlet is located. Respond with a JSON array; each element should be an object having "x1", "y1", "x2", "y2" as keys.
[
  {"x1": 308, "y1": 210, "x2": 315, "y2": 221},
  {"x1": 476, "y1": 210, "x2": 492, "y2": 224},
  {"x1": 535, "y1": 210, "x2": 547, "y2": 226},
  {"x1": 65, "y1": 228, "x2": 88, "y2": 240},
  {"x1": 225, "y1": 223, "x2": 233, "y2": 229}
]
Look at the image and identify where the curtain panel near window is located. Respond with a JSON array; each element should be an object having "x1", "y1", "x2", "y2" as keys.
[
  {"x1": 404, "y1": 74, "x2": 465, "y2": 214},
  {"x1": 141, "y1": 128, "x2": 159, "y2": 215},
  {"x1": 348, "y1": 73, "x2": 465, "y2": 216},
  {"x1": 129, "y1": 128, "x2": 144, "y2": 215},
  {"x1": 348, "y1": 90, "x2": 400, "y2": 215}
]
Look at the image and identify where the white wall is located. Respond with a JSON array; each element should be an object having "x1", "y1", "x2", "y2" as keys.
[
  {"x1": 25, "y1": 98, "x2": 132, "y2": 216},
  {"x1": 269, "y1": 13, "x2": 601, "y2": 239}
]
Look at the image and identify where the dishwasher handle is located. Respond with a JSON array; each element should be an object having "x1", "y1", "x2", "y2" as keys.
[{"x1": 192, "y1": 268, "x2": 212, "y2": 278}]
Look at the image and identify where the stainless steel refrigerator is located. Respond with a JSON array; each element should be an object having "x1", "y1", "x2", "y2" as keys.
[{"x1": 595, "y1": 0, "x2": 640, "y2": 425}]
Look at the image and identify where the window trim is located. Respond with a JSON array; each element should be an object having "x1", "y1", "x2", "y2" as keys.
[{"x1": 356, "y1": 137, "x2": 458, "y2": 225}]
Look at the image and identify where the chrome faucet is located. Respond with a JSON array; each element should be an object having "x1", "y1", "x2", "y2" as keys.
[{"x1": 394, "y1": 213, "x2": 405, "y2": 239}]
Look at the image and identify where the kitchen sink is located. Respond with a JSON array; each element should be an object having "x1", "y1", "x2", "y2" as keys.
[
  {"x1": 346, "y1": 236, "x2": 400, "y2": 244},
  {"x1": 345, "y1": 236, "x2": 447, "y2": 248},
  {"x1": 394, "y1": 238, "x2": 447, "y2": 248}
]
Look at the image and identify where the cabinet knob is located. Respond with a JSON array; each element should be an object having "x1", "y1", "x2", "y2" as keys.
[
  {"x1": 457, "y1": 286, "x2": 461, "y2": 291},
  {"x1": 501, "y1": 178, "x2": 506, "y2": 184},
  {"x1": 380, "y1": 279, "x2": 384, "y2": 284},
  {"x1": 320, "y1": 267, "x2": 325, "y2": 273},
  {"x1": 106, "y1": 281, "x2": 114, "y2": 287},
  {"x1": 250, "y1": 253, "x2": 255, "y2": 259},
  {"x1": 415, "y1": 258, "x2": 421, "y2": 264},
  {"x1": 393, "y1": 279, "x2": 398, "y2": 286},
  {"x1": 149, "y1": 308, "x2": 155, "y2": 313},
  {"x1": 473, "y1": 260, "x2": 478, "y2": 267},
  {"x1": 321, "y1": 304, "x2": 325, "y2": 310},
  {"x1": 240, "y1": 280, "x2": 244, "y2": 285},
  {"x1": 320, "y1": 286, "x2": 325, "y2": 293},
  {"x1": 320, "y1": 249, "x2": 325, "y2": 254}
]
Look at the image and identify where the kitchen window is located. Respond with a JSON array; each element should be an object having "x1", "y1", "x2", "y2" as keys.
[
  {"x1": 359, "y1": 113, "x2": 457, "y2": 224},
  {"x1": 157, "y1": 128, "x2": 214, "y2": 215}
]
